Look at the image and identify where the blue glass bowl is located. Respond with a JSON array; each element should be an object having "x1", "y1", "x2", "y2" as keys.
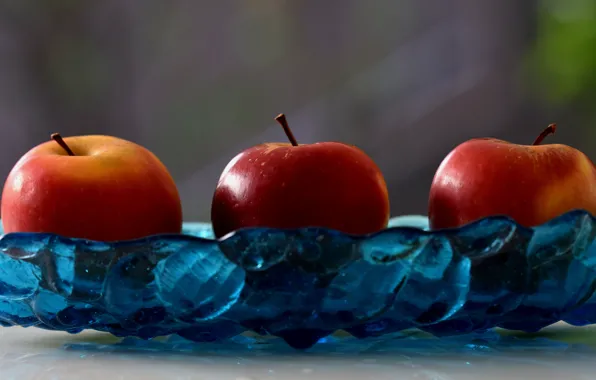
[{"x1": 0, "y1": 211, "x2": 594, "y2": 349}]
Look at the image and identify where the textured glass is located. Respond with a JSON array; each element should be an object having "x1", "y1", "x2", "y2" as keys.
[{"x1": 0, "y1": 211, "x2": 594, "y2": 349}]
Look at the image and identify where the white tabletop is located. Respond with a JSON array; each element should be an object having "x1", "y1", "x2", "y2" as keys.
[{"x1": 1, "y1": 323, "x2": 595, "y2": 379}]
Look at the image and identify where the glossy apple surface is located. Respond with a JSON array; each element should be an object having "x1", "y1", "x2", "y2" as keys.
[
  {"x1": 1, "y1": 135, "x2": 183, "y2": 241},
  {"x1": 428, "y1": 125, "x2": 596, "y2": 229},
  {"x1": 211, "y1": 115, "x2": 390, "y2": 238}
]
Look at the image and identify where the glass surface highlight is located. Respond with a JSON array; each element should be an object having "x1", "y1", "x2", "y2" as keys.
[{"x1": 0, "y1": 211, "x2": 594, "y2": 349}]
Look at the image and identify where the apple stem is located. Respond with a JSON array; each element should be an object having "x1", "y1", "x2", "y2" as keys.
[
  {"x1": 275, "y1": 114, "x2": 299, "y2": 146},
  {"x1": 51, "y1": 133, "x2": 76, "y2": 156},
  {"x1": 532, "y1": 124, "x2": 557, "y2": 146}
]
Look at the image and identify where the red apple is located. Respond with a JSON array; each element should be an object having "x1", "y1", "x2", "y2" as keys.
[
  {"x1": 1, "y1": 134, "x2": 183, "y2": 241},
  {"x1": 210, "y1": 114, "x2": 390, "y2": 238},
  {"x1": 428, "y1": 124, "x2": 596, "y2": 229}
]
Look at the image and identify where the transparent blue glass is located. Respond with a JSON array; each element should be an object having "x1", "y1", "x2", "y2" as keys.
[{"x1": 0, "y1": 211, "x2": 594, "y2": 349}]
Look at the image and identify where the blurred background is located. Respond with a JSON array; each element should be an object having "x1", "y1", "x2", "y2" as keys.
[{"x1": 0, "y1": 0, "x2": 593, "y2": 221}]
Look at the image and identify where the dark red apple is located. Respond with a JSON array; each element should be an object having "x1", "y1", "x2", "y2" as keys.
[
  {"x1": 428, "y1": 124, "x2": 596, "y2": 229},
  {"x1": 210, "y1": 114, "x2": 390, "y2": 238}
]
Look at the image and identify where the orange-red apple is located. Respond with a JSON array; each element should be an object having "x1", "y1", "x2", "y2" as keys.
[
  {"x1": 1, "y1": 134, "x2": 183, "y2": 241},
  {"x1": 210, "y1": 114, "x2": 390, "y2": 238},
  {"x1": 428, "y1": 124, "x2": 596, "y2": 229}
]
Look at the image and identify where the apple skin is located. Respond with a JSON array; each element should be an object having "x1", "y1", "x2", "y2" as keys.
[
  {"x1": 210, "y1": 142, "x2": 390, "y2": 238},
  {"x1": 428, "y1": 137, "x2": 596, "y2": 230},
  {"x1": 1, "y1": 135, "x2": 183, "y2": 241}
]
